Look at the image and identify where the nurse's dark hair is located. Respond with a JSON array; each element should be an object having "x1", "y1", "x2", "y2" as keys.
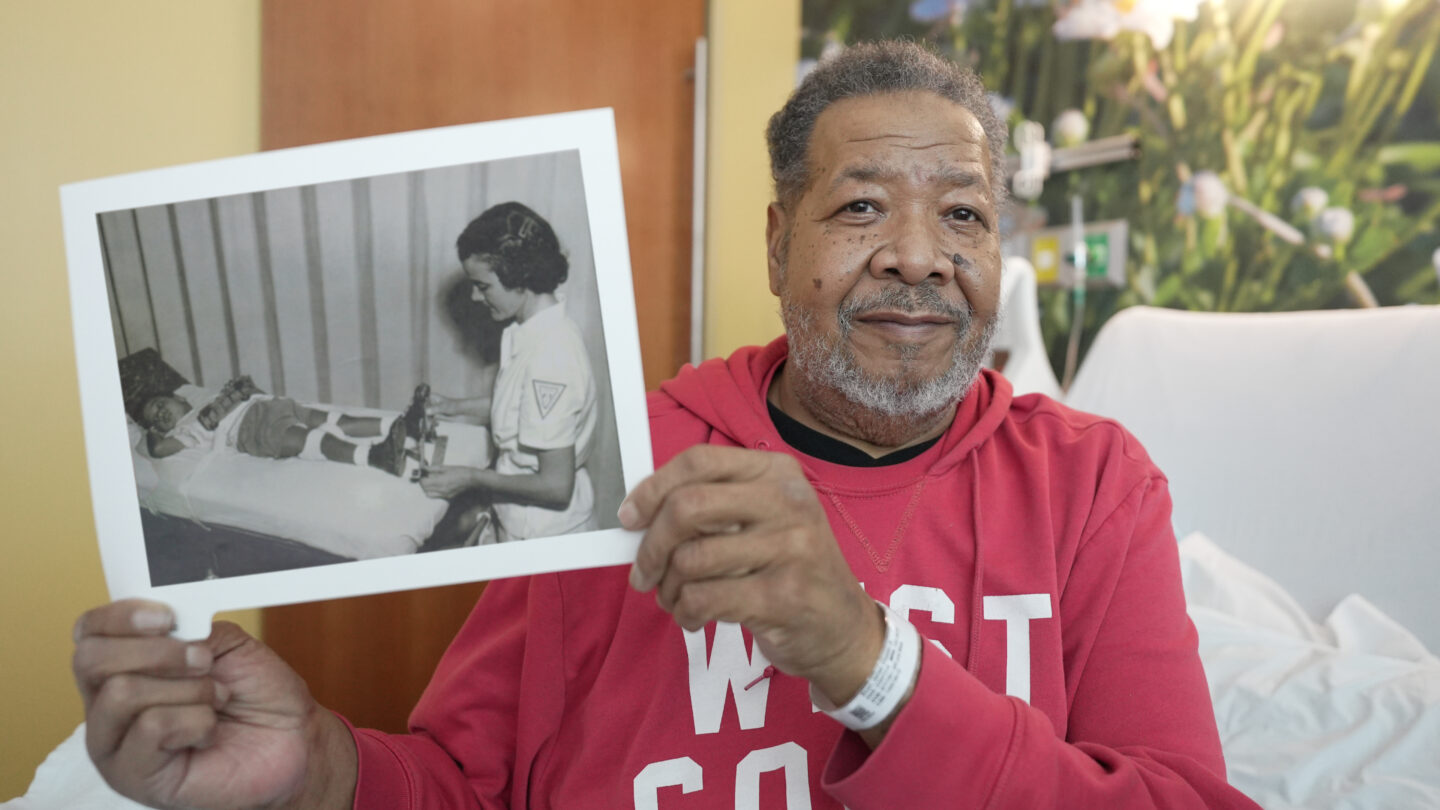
[
  {"x1": 455, "y1": 201, "x2": 569, "y2": 294},
  {"x1": 766, "y1": 39, "x2": 1008, "y2": 211}
]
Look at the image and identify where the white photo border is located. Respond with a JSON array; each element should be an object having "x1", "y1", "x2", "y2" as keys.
[{"x1": 61, "y1": 110, "x2": 651, "y2": 639}]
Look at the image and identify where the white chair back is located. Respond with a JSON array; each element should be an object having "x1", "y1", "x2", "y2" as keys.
[{"x1": 1066, "y1": 305, "x2": 1440, "y2": 651}]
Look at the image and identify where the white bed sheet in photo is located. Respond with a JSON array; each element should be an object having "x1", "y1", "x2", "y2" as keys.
[{"x1": 131, "y1": 385, "x2": 487, "y2": 560}]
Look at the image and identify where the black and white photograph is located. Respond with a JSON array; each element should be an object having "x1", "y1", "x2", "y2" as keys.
[{"x1": 62, "y1": 113, "x2": 650, "y2": 637}]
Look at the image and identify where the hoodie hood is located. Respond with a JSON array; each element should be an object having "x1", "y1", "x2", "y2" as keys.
[{"x1": 657, "y1": 336, "x2": 1014, "y2": 481}]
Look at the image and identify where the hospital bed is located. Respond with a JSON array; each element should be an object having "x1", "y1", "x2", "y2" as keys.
[
  {"x1": 1065, "y1": 305, "x2": 1440, "y2": 808},
  {"x1": 118, "y1": 349, "x2": 491, "y2": 579}
]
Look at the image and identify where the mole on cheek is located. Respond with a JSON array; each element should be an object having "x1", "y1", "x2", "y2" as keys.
[{"x1": 813, "y1": 278, "x2": 822, "y2": 290}]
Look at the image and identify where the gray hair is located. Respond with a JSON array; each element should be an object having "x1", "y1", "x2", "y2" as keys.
[{"x1": 766, "y1": 40, "x2": 1008, "y2": 210}]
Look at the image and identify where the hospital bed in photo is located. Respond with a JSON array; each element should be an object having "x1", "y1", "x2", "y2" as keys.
[{"x1": 118, "y1": 349, "x2": 493, "y2": 581}]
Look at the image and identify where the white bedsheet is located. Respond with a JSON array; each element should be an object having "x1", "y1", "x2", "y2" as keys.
[
  {"x1": 130, "y1": 386, "x2": 489, "y2": 560},
  {"x1": 1181, "y1": 532, "x2": 1440, "y2": 809}
]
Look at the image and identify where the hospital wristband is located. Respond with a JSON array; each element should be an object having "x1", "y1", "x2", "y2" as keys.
[{"x1": 811, "y1": 601, "x2": 921, "y2": 731}]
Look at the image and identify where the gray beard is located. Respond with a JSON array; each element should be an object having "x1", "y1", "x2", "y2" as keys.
[{"x1": 781, "y1": 283, "x2": 996, "y2": 421}]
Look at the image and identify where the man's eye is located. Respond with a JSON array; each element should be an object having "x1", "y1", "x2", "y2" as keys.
[
  {"x1": 842, "y1": 200, "x2": 877, "y2": 215},
  {"x1": 948, "y1": 207, "x2": 979, "y2": 222}
]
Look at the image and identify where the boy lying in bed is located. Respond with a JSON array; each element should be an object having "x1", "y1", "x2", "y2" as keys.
[{"x1": 139, "y1": 375, "x2": 417, "y2": 477}]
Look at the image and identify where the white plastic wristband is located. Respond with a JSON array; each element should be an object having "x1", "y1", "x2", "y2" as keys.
[{"x1": 811, "y1": 601, "x2": 921, "y2": 731}]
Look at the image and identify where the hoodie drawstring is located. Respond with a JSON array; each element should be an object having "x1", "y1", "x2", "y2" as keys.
[
  {"x1": 744, "y1": 665, "x2": 776, "y2": 690},
  {"x1": 964, "y1": 452, "x2": 985, "y2": 673}
]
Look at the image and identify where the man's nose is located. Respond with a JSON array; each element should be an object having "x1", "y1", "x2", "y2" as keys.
[{"x1": 869, "y1": 212, "x2": 955, "y2": 286}]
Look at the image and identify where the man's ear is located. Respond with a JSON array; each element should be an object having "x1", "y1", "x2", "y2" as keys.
[{"x1": 765, "y1": 202, "x2": 789, "y2": 296}]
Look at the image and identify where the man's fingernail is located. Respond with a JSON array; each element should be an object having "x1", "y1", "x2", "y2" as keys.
[
  {"x1": 73, "y1": 619, "x2": 85, "y2": 643},
  {"x1": 628, "y1": 564, "x2": 650, "y2": 591},
  {"x1": 133, "y1": 607, "x2": 174, "y2": 633},
  {"x1": 186, "y1": 644, "x2": 213, "y2": 671},
  {"x1": 617, "y1": 499, "x2": 639, "y2": 529}
]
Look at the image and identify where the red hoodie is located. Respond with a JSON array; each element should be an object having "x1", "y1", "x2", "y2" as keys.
[{"x1": 349, "y1": 338, "x2": 1258, "y2": 809}]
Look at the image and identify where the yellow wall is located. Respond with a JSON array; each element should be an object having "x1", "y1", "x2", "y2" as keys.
[
  {"x1": 703, "y1": 0, "x2": 800, "y2": 358},
  {"x1": 0, "y1": 1, "x2": 261, "y2": 797}
]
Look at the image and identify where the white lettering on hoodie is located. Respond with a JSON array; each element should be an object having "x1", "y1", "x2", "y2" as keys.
[
  {"x1": 982, "y1": 593, "x2": 1053, "y2": 704},
  {"x1": 633, "y1": 757, "x2": 703, "y2": 808},
  {"x1": 736, "y1": 742, "x2": 811, "y2": 809},
  {"x1": 888, "y1": 584, "x2": 956, "y2": 656},
  {"x1": 684, "y1": 623, "x2": 773, "y2": 735},
  {"x1": 640, "y1": 587, "x2": 1053, "y2": 806}
]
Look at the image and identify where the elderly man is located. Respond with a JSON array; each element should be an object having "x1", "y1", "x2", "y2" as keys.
[{"x1": 72, "y1": 41, "x2": 1257, "y2": 809}]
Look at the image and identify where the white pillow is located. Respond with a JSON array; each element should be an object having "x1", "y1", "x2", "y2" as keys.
[
  {"x1": 1179, "y1": 532, "x2": 1326, "y2": 643},
  {"x1": 1180, "y1": 533, "x2": 1440, "y2": 809}
]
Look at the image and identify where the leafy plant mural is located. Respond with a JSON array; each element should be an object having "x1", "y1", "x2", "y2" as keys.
[{"x1": 802, "y1": 0, "x2": 1440, "y2": 375}]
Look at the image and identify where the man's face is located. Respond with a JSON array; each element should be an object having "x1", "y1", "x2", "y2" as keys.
[
  {"x1": 463, "y1": 255, "x2": 526, "y2": 322},
  {"x1": 768, "y1": 91, "x2": 1002, "y2": 417},
  {"x1": 143, "y1": 396, "x2": 190, "y2": 433}
]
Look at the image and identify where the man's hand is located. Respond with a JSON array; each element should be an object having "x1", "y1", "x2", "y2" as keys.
[
  {"x1": 621, "y1": 445, "x2": 885, "y2": 708},
  {"x1": 72, "y1": 600, "x2": 355, "y2": 810}
]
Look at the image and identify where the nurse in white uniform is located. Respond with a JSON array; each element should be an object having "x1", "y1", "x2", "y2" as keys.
[{"x1": 421, "y1": 202, "x2": 598, "y2": 542}]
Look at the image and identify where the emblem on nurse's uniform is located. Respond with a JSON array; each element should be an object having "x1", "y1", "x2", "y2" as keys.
[{"x1": 532, "y1": 380, "x2": 566, "y2": 419}]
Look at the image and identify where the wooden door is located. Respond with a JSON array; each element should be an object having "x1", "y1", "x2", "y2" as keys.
[{"x1": 260, "y1": 0, "x2": 703, "y2": 732}]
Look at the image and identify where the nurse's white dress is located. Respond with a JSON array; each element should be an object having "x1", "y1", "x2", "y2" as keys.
[{"x1": 489, "y1": 301, "x2": 598, "y2": 541}]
